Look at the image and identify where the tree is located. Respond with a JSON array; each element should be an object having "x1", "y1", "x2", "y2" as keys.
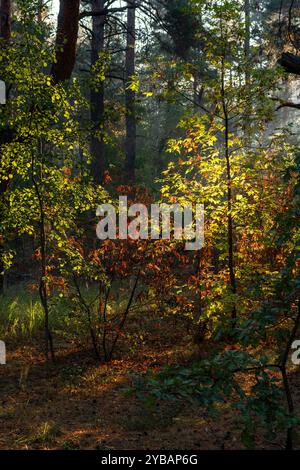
[
  {"x1": 124, "y1": 1, "x2": 137, "y2": 182},
  {"x1": 0, "y1": 0, "x2": 11, "y2": 295},
  {"x1": 0, "y1": 0, "x2": 107, "y2": 361},
  {"x1": 51, "y1": 0, "x2": 80, "y2": 83},
  {"x1": 90, "y1": 0, "x2": 107, "y2": 185},
  {"x1": 0, "y1": 0, "x2": 11, "y2": 40},
  {"x1": 153, "y1": 0, "x2": 201, "y2": 59}
]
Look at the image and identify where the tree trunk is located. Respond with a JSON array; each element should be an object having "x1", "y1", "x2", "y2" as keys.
[
  {"x1": 37, "y1": 0, "x2": 46, "y2": 23},
  {"x1": 243, "y1": 0, "x2": 251, "y2": 141},
  {"x1": 244, "y1": 0, "x2": 250, "y2": 88},
  {"x1": 0, "y1": 0, "x2": 11, "y2": 40},
  {"x1": 91, "y1": 0, "x2": 106, "y2": 185},
  {"x1": 221, "y1": 56, "x2": 237, "y2": 322},
  {"x1": 193, "y1": 75, "x2": 204, "y2": 113},
  {"x1": 51, "y1": 0, "x2": 80, "y2": 83},
  {"x1": 124, "y1": 1, "x2": 136, "y2": 182}
]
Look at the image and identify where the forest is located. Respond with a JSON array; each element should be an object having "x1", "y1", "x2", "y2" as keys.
[{"x1": 1, "y1": 0, "x2": 300, "y2": 455}]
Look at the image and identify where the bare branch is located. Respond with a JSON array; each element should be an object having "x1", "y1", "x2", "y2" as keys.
[
  {"x1": 271, "y1": 96, "x2": 300, "y2": 111},
  {"x1": 80, "y1": 4, "x2": 137, "y2": 20}
]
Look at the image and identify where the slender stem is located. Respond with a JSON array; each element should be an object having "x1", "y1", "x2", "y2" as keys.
[
  {"x1": 102, "y1": 282, "x2": 111, "y2": 361},
  {"x1": 107, "y1": 270, "x2": 140, "y2": 361},
  {"x1": 221, "y1": 53, "x2": 237, "y2": 321},
  {"x1": 73, "y1": 273, "x2": 100, "y2": 360},
  {"x1": 31, "y1": 141, "x2": 54, "y2": 362}
]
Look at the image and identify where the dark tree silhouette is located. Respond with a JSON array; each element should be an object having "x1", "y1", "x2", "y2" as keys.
[{"x1": 51, "y1": 0, "x2": 80, "y2": 83}]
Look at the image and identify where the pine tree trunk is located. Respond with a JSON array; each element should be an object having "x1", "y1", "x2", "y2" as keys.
[
  {"x1": 124, "y1": 2, "x2": 136, "y2": 182},
  {"x1": 0, "y1": 0, "x2": 11, "y2": 39},
  {"x1": 51, "y1": 0, "x2": 80, "y2": 83},
  {"x1": 91, "y1": 0, "x2": 106, "y2": 185},
  {"x1": 244, "y1": 0, "x2": 250, "y2": 88}
]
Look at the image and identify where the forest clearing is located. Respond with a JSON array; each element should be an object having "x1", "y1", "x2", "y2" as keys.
[{"x1": 1, "y1": 0, "x2": 300, "y2": 459}]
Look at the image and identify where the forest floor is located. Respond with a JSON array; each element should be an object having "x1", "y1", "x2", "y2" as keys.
[{"x1": 1, "y1": 316, "x2": 300, "y2": 450}]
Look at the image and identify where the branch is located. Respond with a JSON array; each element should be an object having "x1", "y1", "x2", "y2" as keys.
[
  {"x1": 271, "y1": 96, "x2": 300, "y2": 111},
  {"x1": 278, "y1": 52, "x2": 300, "y2": 76},
  {"x1": 79, "y1": 4, "x2": 137, "y2": 20}
]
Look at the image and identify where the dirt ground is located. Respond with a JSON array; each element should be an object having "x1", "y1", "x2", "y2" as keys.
[{"x1": 1, "y1": 320, "x2": 299, "y2": 450}]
